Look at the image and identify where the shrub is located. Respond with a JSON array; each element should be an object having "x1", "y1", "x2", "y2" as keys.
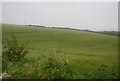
[
  {"x1": 2, "y1": 34, "x2": 29, "y2": 72},
  {"x1": 41, "y1": 57, "x2": 75, "y2": 79},
  {"x1": 3, "y1": 34, "x2": 29, "y2": 61},
  {"x1": 3, "y1": 58, "x2": 42, "y2": 79}
]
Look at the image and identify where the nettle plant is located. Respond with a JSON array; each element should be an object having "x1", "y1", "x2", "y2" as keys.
[{"x1": 3, "y1": 34, "x2": 29, "y2": 61}]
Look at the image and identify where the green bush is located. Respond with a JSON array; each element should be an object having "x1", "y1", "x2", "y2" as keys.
[
  {"x1": 3, "y1": 34, "x2": 29, "y2": 61},
  {"x1": 2, "y1": 34, "x2": 29, "y2": 72},
  {"x1": 2, "y1": 56, "x2": 118, "y2": 79},
  {"x1": 3, "y1": 56, "x2": 75, "y2": 79},
  {"x1": 41, "y1": 57, "x2": 75, "y2": 79},
  {"x1": 4, "y1": 58, "x2": 40, "y2": 79}
]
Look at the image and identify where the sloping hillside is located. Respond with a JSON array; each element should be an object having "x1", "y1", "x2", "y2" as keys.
[{"x1": 2, "y1": 24, "x2": 118, "y2": 79}]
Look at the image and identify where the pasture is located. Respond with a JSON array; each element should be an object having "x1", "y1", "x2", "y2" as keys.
[{"x1": 2, "y1": 24, "x2": 118, "y2": 79}]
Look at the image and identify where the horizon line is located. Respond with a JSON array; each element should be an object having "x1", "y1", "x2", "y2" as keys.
[{"x1": 1, "y1": 23, "x2": 119, "y2": 32}]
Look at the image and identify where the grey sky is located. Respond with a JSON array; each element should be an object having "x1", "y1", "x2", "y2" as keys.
[
  {"x1": 2, "y1": 2, "x2": 118, "y2": 31},
  {"x1": 0, "y1": 2, "x2": 2, "y2": 24}
]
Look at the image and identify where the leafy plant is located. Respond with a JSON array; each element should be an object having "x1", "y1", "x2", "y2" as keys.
[
  {"x1": 41, "y1": 57, "x2": 75, "y2": 79},
  {"x1": 3, "y1": 34, "x2": 29, "y2": 61},
  {"x1": 2, "y1": 34, "x2": 29, "y2": 72}
]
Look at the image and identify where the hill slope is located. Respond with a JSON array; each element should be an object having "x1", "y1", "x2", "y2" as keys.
[{"x1": 2, "y1": 24, "x2": 118, "y2": 78}]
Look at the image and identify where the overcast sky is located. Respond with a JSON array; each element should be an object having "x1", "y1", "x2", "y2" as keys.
[{"x1": 2, "y1": 2, "x2": 118, "y2": 31}]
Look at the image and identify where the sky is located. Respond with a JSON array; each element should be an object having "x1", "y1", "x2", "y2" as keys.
[
  {"x1": 2, "y1": 2, "x2": 118, "y2": 31},
  {"x1": 0, "y1": 2, "x2": 1, "y2": 28}
]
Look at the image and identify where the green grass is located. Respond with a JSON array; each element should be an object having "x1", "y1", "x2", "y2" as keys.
[
  {"x1": 2, "y1": 24, "x2": 118, "y2": 79},
  {"x1": 94, "y1": 31, "x2": 119, "y2": 37}
]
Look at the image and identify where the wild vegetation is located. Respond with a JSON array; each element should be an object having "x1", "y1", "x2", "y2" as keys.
[{"x1": 2, "y1": 24, "x2": 118, "y2": 79}]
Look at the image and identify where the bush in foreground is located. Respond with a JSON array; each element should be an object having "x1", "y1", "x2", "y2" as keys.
[
  {"x1": 3, "y1": 34, "x2": 29, "y2": 61},
  {"x1": 2, "y1": 34, "x2": 29, "y2": 71},
  {"x1": 41, "y1": 57, "x2": 75, "y2": 79},
  {"x1": 3, "y1": 57, "x2": 118, "y2": 79}
]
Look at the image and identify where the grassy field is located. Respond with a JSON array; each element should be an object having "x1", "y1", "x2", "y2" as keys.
[
  {"x1": 2, "y1": 24, "x2": 118, "y2": 79},
  {"x1": 94, "y1": 31, "x2": 119, "y2": 37}
]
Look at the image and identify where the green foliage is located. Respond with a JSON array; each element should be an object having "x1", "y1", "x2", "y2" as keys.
[
  {"x1": 4, "y1": 58, "x2": 41, "y2": 79},
  {"x1": 41, "y1": 57, "x2": 75, "y2": 79},
  {"x1": 3, "y1": 34, "x2": 29, "y2": 61},
  {"x1": 2, "y1": 34, "x2": 29, "y2": 72},
  {"x1": 3, "y1": 56, "x2": 118, "y2": 79},
  {"x1": 90, "y1": 64, "x2": 118, "y2": 79},
  {"x1": 3, "y1": 56, "x2": 75, "y2": 79}
]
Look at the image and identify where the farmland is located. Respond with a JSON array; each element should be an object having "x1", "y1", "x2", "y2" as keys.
[{"x1": 2, "y1": 24, "x2": 118, "y2": 79}]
